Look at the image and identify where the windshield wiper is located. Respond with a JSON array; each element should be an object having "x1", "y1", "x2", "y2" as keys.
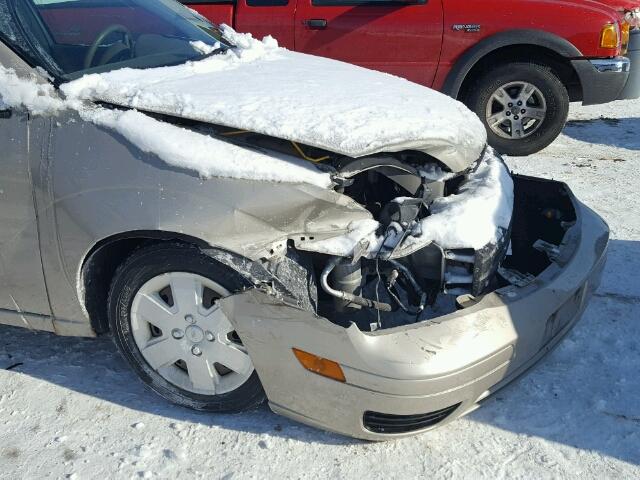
[{"x1": 194, "y1": 45, "x2": 231, "y2": 61}]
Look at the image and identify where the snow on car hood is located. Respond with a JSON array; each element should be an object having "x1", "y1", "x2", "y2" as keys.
[
  {"x1": 0, "y1": 65, "x2": 332, "y2": 188},
  {"x1": 61, "y1": 27, "x2": 487, "y2": 173}
]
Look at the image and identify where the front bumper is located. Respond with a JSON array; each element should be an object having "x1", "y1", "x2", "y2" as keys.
[
  {"x1": 219, "y1": 176, "x2": 609, "y2": 440},
  {"x1": 572, "y1": 57, "x2": 630, "y2": 105},
  {"x1": 572, "y1": 30, "x2": 640, "y2": 104}
]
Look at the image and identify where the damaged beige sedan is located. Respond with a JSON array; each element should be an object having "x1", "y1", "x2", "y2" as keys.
[{"x1": 0, "y1": 0, "x2": 608, "y2": 440}]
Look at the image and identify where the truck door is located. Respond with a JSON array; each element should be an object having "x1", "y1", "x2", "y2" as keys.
[
  {"x1": 234, "y1": 0, "x2": 297, "y2": 49},
  {"x1": 181, "y1": 1, "x2": 235, "y2": 26},
  {"x1": 294, "y1": 0, "x2": 444, "y2": 87},
  {"x1": 182, "y1": 0, "x2": 297, "y2": 49}
]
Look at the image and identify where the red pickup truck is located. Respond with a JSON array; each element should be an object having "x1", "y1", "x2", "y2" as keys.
[{"x1": 182, "y1": 0, "x2": 640, "y2": 156}]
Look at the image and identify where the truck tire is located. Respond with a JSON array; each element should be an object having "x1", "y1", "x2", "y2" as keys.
[
  {"x1": 108, "y1": 242, "x2": 265, "y2": 413},
  {"x1": 465, "y1": 63, "x2": 569, "y2": 156}
]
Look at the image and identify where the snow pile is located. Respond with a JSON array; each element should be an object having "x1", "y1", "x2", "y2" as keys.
[
  {"x1": 189, "y1": 40, "x2": 220, "y2": 55},
  {"x1": 0, "y1": 67, "x2": 65, "y2": 115},
  {"x1": 60, "y1": 27, "x2": 486, "y2": 172},
  {"x1": 82, "y1": 107, "x2": 332, "y2": 187},
  {"x1": 410, "y1": 148, "x2": 514, "y2": 250},
  {"x1": 218, "y1": 24, "x2": 280, "y2": 59},
  {"x1": 419, "y1": 162, "x2": 459, "y2": 182},
  {"x1": 300, "y1": 219, "x2": 383, "y2": 257}
]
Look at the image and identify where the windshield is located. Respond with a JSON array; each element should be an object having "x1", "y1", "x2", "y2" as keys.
[{"x1": 12, "y1": 0, "x2": 233, "y2": 79}]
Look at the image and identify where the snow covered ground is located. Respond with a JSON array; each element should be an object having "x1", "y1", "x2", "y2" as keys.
[{"x1": 1, "y1": 99, "x2": 639, "y2": 480}]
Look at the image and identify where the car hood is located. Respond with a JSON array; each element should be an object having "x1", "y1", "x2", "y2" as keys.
[{"x1": 61, "y1": 30, "x2": 487, "y2": 173}]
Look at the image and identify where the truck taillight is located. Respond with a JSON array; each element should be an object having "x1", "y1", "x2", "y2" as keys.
[{"x1": 600, "y1": 23, "x2": 620, "y2": 49}]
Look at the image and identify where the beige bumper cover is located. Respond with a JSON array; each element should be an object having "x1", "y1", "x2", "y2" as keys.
[{"x1": 219, "y1": 191, "x2": 609, "y2": 440}]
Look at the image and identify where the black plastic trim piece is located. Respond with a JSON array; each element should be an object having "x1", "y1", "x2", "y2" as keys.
[
  {"x1": 363, "y1": 403, "x2": 460, "y2": 434},
  {"x1": 571, "y1": 59, "x2": 629, "y2": 105}
]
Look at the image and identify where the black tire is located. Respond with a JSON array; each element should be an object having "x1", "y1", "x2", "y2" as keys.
[
  {"x1": 108, "y1": 242, "x2": 265, "y2": 412},
  {"x1": 465, "y1": 62, "x2": 569, "y2": 156}
]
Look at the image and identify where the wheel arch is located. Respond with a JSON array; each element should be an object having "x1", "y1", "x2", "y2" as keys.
[
  {"x1": 443, "y1": 29, "x2": 583, "y2": 102},
  {"x1": 80, "y1": 230, "x2": 213, "y2": 334}
]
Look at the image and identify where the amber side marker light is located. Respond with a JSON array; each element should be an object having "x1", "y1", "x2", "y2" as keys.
[
  {"x1": 292, "y1": 348, "x2": 346, "y2": 382},
  {"x1": 621, "y1": 22, "x2": 631, "y2": 54},
  {"x1": 600, "y1": 23, "x2": 620, "y2": 49}
]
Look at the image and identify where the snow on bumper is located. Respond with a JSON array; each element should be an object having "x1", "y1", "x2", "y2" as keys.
[{"x1": 218, "y1": 179, "x2": 609, "y2": 440}]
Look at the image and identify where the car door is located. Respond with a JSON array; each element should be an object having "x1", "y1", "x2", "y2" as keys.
[
  {"x1": 294, "y1": 0, "x2": 444, "y2": 87},
  {"x1": 0, "y1": 46, "x2": 52, "y2": 319}
]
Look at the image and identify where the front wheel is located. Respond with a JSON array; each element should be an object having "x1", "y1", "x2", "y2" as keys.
[
  {"x1": 108, "y1": 243, "x2": 265, "y2": 412},
  {"x1": 465, "y1": 63, "x2": 569, "y2": 156}
]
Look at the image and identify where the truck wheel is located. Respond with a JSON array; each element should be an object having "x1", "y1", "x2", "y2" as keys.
[
  {"x1": 108, "y1": 242, "x2": 265, "y2": 412},
  {"x1": 466, "y1": 63, "x2": 569, "y2": 156}
]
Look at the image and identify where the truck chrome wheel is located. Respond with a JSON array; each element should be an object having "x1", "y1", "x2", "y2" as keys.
[
  {"x1": 485, "y1": 81, "x2": 547, "y2": 140},
  {"x1": 130, "y1": 271, "x2": 254, "y2": 396}
]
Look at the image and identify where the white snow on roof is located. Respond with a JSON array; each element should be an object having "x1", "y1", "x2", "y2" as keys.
[{"x1": 61, "y1": 26, "x2": 487, "y2": 173}]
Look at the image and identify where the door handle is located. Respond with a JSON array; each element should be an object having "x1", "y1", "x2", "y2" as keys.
[
  {"x1": 0, "y1": 109, "x2": 12, "y2": 119},
  {"x1": 304, "y1": 19, "x2": 328, "y2": 30}
]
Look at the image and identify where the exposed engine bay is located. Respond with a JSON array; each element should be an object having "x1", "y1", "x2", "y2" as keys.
[
  {"x1": 184, "y1": 121, "x2": 519, "y2": 332},
  {"x1": 305, "y1": 150, "x2": 512, "y2": 331}
]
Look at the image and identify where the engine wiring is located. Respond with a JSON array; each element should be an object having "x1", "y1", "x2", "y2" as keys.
[
  {"x1": 290, "y1": 141, "x2": 330, "y2": 163},
  {"x1": 220, "y1": 129, "x2": 330, "y2": 163}
]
